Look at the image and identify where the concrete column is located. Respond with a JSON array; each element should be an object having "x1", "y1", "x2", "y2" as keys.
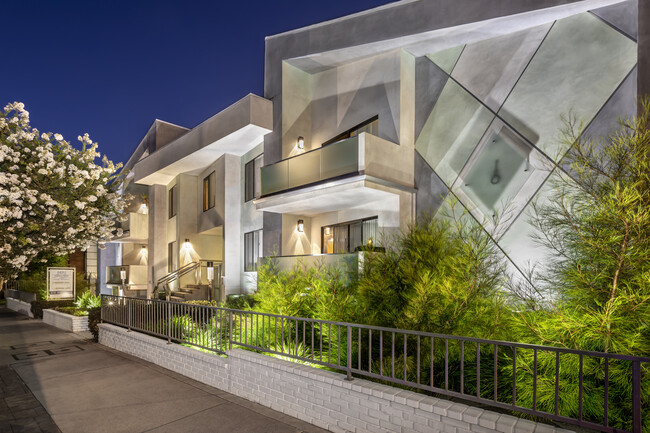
[
  {"x1": 148, "y1": 184, "x2": 167, "y2": 297},
  {"x1": 177, "y1": 174, "x2": 199, "y2": 266},
  {"x1": 98, "y1": 243, "x2": 121, "y2": 295},
  {"x1": 223, "y1": 154, "x2": 242, "y2": 294}
]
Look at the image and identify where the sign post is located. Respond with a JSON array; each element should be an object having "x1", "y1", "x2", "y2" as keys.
[{"x1": 46, "y1": 267, "x2": 76, "y2": 300}]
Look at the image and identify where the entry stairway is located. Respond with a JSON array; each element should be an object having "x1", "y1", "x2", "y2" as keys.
[{"x1": 153, "y1": 260, "x2": 222, "y2": 302}]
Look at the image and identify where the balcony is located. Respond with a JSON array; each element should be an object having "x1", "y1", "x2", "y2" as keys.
[
  {"x1": 106, "y1": 265, "x2": 147, "y2": 289},
  {"x1": 114, "y1": 212, "x2": 148, "y2": 243},
  {"x1": 256, "y1": 133, "x2": 414, "y2": 215},
  {"x1": 261, "y1": 252, "x2": 365, "y2": 284}
]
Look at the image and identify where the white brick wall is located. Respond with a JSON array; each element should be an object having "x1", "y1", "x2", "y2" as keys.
[
  {"x1": 43, "y1": 309, "x2": 89, "y2": 332},
  {"x1": 6, "y1": 297, "x2": 34, "y2": 318},
  {"x1": 99, "y1": 324, "x2": 574, "y2": 433}
]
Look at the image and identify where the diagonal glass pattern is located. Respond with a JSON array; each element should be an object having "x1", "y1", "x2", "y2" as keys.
[
  {"x1": 415, "y1": 79, "x2": 494, "y2": 186},
  {"x1": 498, "y1": 12, "x2": 636, "y2": 161}
]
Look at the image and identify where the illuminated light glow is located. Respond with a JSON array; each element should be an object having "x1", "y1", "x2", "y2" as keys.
[
  {"x1": 297, "y1": 136, "x2": 305, "y2": 150},
  {"x1": 297, "y1": 219, "x2": 304, "y2": 232}
]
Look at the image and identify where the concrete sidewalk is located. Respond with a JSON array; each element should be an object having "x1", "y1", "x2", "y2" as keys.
[{"x1": 0, "y1": 307, "x2": 328, "y2": 433}]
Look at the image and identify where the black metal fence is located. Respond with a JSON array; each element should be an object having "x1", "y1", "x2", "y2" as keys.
[{"x1": 101, "y1": 295, "x2": 649, "y2": 433}]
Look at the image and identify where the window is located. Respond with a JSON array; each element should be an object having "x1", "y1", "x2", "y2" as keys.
[
  {"x1": 244, "y1": 229, "x2": 262, "y2": 271},
  {"x1": 168, "y1": 184, "x2": 177, "y2": 219},
  {"x1": 167, "y1": 241, "x2": 177, "y2": 272},
  {"x1": 322, "y1": 116, "x2": 379, "y2": 146},
  {"x1": 322, "y1": 217, "x2": 378, "y2": 254},
  {"x1": 245, "y1": 154, "x2": 263, "y2": 201},
  {"x1": 203, "y1": 171, "x2": 215, "y2": 211}
]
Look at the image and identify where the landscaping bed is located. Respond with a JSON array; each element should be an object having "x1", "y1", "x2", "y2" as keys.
[{"x1": 43, "y1": 308, "x2": 89, "y2": 332}]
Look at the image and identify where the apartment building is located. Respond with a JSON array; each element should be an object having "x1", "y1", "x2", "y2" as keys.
[{"x1": 100, "y1": 0, "x2": 642, "y2": 299}]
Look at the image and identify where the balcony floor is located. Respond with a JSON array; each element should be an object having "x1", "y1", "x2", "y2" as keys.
[{"x1": 254, "y1": 175, "x2": 412, "y2": 216}]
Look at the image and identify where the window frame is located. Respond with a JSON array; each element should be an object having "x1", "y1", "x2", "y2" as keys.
[
  {"x1": 244, "y1": 229, "x2": 262, "y2": 272},
  {"x1": 321, "y1": 216, "x2": 378, "y2": 254},
  {"x1": 168, "y1": 184, "x2": 177, "y2": 219},
  {"x1": 202, "y1": 171, "x2": 215, "y2": 212},
  {"x1": 245, "y1": 154, "x2": 263, "y2": 202}
]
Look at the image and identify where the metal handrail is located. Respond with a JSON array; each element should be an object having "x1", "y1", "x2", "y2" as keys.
[
  {"x1": 101, "y1": 295, "x2": 649, "y2": 433},
  {"x1": 153, "y1": 259, "x2": 221, "y2": 299}
]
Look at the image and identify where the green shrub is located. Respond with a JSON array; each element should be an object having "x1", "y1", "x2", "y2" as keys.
[
  {"x1": 255, "y1": 258, "x2": 357, "y2": 322},
  {"x1": 87, "y1": 307, "x2": 101, "y2": 341},
  {"x1": 74, "y1": 291, "x2": 101, "y2": 311},
  {"x1": 31, "y1": 300, "x2": 75, "y2": 319},
  {"x1": 357, "y1": 211, "x2": 511, "y2": 339},
  {"x1": 184, "y1": 300, "x2": 219, "y2": 307},
  {"x1": 224, "y1": 294, "x2": 256, "y2": 310},
  {"x1": 52, "y1": 307, "x2": 87, "y2": 316}
]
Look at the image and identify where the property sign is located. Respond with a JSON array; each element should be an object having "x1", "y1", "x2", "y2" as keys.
[{"x1": 47, "y1": 267, "x2": 76, "y2": 300}]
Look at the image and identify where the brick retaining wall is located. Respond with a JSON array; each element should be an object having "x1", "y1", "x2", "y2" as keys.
[
  {"x1": 99, "y1": 324, "x2": 573, "y2": 433},
  {"x1": 43, "y1": 309, "x2": 89, "y2": 332},
  {"x1": 6, "y1": 297, "x2": 34, "y2": 318}
]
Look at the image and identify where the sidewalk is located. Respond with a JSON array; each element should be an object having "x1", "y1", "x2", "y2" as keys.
[{"x1": 0, "y1": 307, "x2": 328, "y2": 433}]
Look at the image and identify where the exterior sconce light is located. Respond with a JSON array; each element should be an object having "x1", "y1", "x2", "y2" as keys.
[
  {"x1": 120, "y1": 267, "x2": 127, "y2": 282},
  {"x1": 183, "y1": 238, "x2": 191, "y2": 248},
  {"x1": 297, "y1": 219, "x2": 304, "y2": 233},
  {"x1": 297, "y1": 136, "x2": 305, "y2": 150},
  {"x1": 141, "y1": 245, "x2": 147, "y2": 250}
]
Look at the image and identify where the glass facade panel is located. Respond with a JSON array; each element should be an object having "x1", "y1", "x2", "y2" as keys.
[
  {"x1": 426, "y1": 45, "x2": 464, "y2": 74},
  {"x1": 415, "y1": 79, "x2": 494, "y2": 185},
  {"x1": 498, "y1": 12, "x2": 636, "y2": 161},
  {"x1": 320, "y1": 137, "x2": 359, "y2": 180},
  {"x1": 260, "y1": 159, "x2": 289, "y2": 196},
  {"x1": 451, "y1": 24, "x2": 550, "y2": 111},
  {"x1": 288, "y1": 149, "x2": 320, "y2": 188}
]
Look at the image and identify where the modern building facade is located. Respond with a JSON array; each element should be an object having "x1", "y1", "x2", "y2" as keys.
[{"x1": 100, "y1": 0, "x2": 643, "y2": 299}]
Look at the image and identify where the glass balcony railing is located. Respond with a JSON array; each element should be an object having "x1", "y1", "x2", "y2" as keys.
[{"x1": 260, "y1": 136, "x2": 359, "y2": 196}]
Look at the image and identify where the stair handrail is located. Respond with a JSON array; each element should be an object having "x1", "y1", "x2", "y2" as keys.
[
  {"x1": 154, "y1": 261, "x2": 200, "y2": 299},
  {"x1": 153, "y1": 259, "x2": 222, "y2": 300}
]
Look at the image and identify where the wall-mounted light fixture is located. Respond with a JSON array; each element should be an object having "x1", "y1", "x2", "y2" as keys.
[
  {"x1": 297, "y1": 136, "x2": 305, "y2": 150},
  {"x1": 120, "y1": 267, "x2": 127, "y2": 282},
  {"x1": 297, "y1": 219, "x2": 304, "y2": 233},
  {"x1": 183, "y1": 238, "x2": 191, "y2": 248}
]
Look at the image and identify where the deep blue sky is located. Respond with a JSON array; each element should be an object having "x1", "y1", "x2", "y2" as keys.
[{"x1": 1, "y1": 0, "x2": 393, "y2": 166}]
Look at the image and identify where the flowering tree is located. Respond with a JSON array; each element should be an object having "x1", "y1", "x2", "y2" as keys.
[{"x1": 0, "y1": 102, "x2": 126, "y2": 288}]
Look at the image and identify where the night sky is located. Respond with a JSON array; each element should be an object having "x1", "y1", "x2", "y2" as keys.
[{"x1": 1, "y1": 0, "x2": 393, "y2": 166}]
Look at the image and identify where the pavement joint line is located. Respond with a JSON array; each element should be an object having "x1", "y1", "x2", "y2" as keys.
[
  {"x1": 139, "y1": 401, "x2": 230, "y2": 432},
  {"x1": 46, "y1": 395, "x2": 228, "y2": 418}
]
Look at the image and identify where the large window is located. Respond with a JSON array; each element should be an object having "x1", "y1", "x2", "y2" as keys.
[
  {"x1": 245, "y1": 154, "x2": 263, "y2": 202},
  {"x1": 203, "y1": 171, "x2": 215, "y2": 211},
  {"x1": 323, "y1": 116, "x2": 379, "y2": 146},
  {"x1": 321, "y1": 217, "x2": 378, "y2": 254},
  {"x1": 244, "y1": 230, "x2": 262, "y2": 271},
  {"x1": 168, "y1": 184, "x2": 177, "y2": 219}
]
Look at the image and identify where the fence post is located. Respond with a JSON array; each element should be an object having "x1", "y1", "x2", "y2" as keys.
[
  {"x1": 228, "y1": 310, "x2": 233, "y2": 351},
  {"x1": 167, "y1": 301, "x2": 172, "y2": 344},
  {"x1": 632, "y1": 360, "x2": 641, "y2": 433},
  {"x1": 127, "y1": 298, "x2": 131, "y2": 332},
  {"x1": 346, "y1": 325, "x2": 353, "y2": 381}
]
